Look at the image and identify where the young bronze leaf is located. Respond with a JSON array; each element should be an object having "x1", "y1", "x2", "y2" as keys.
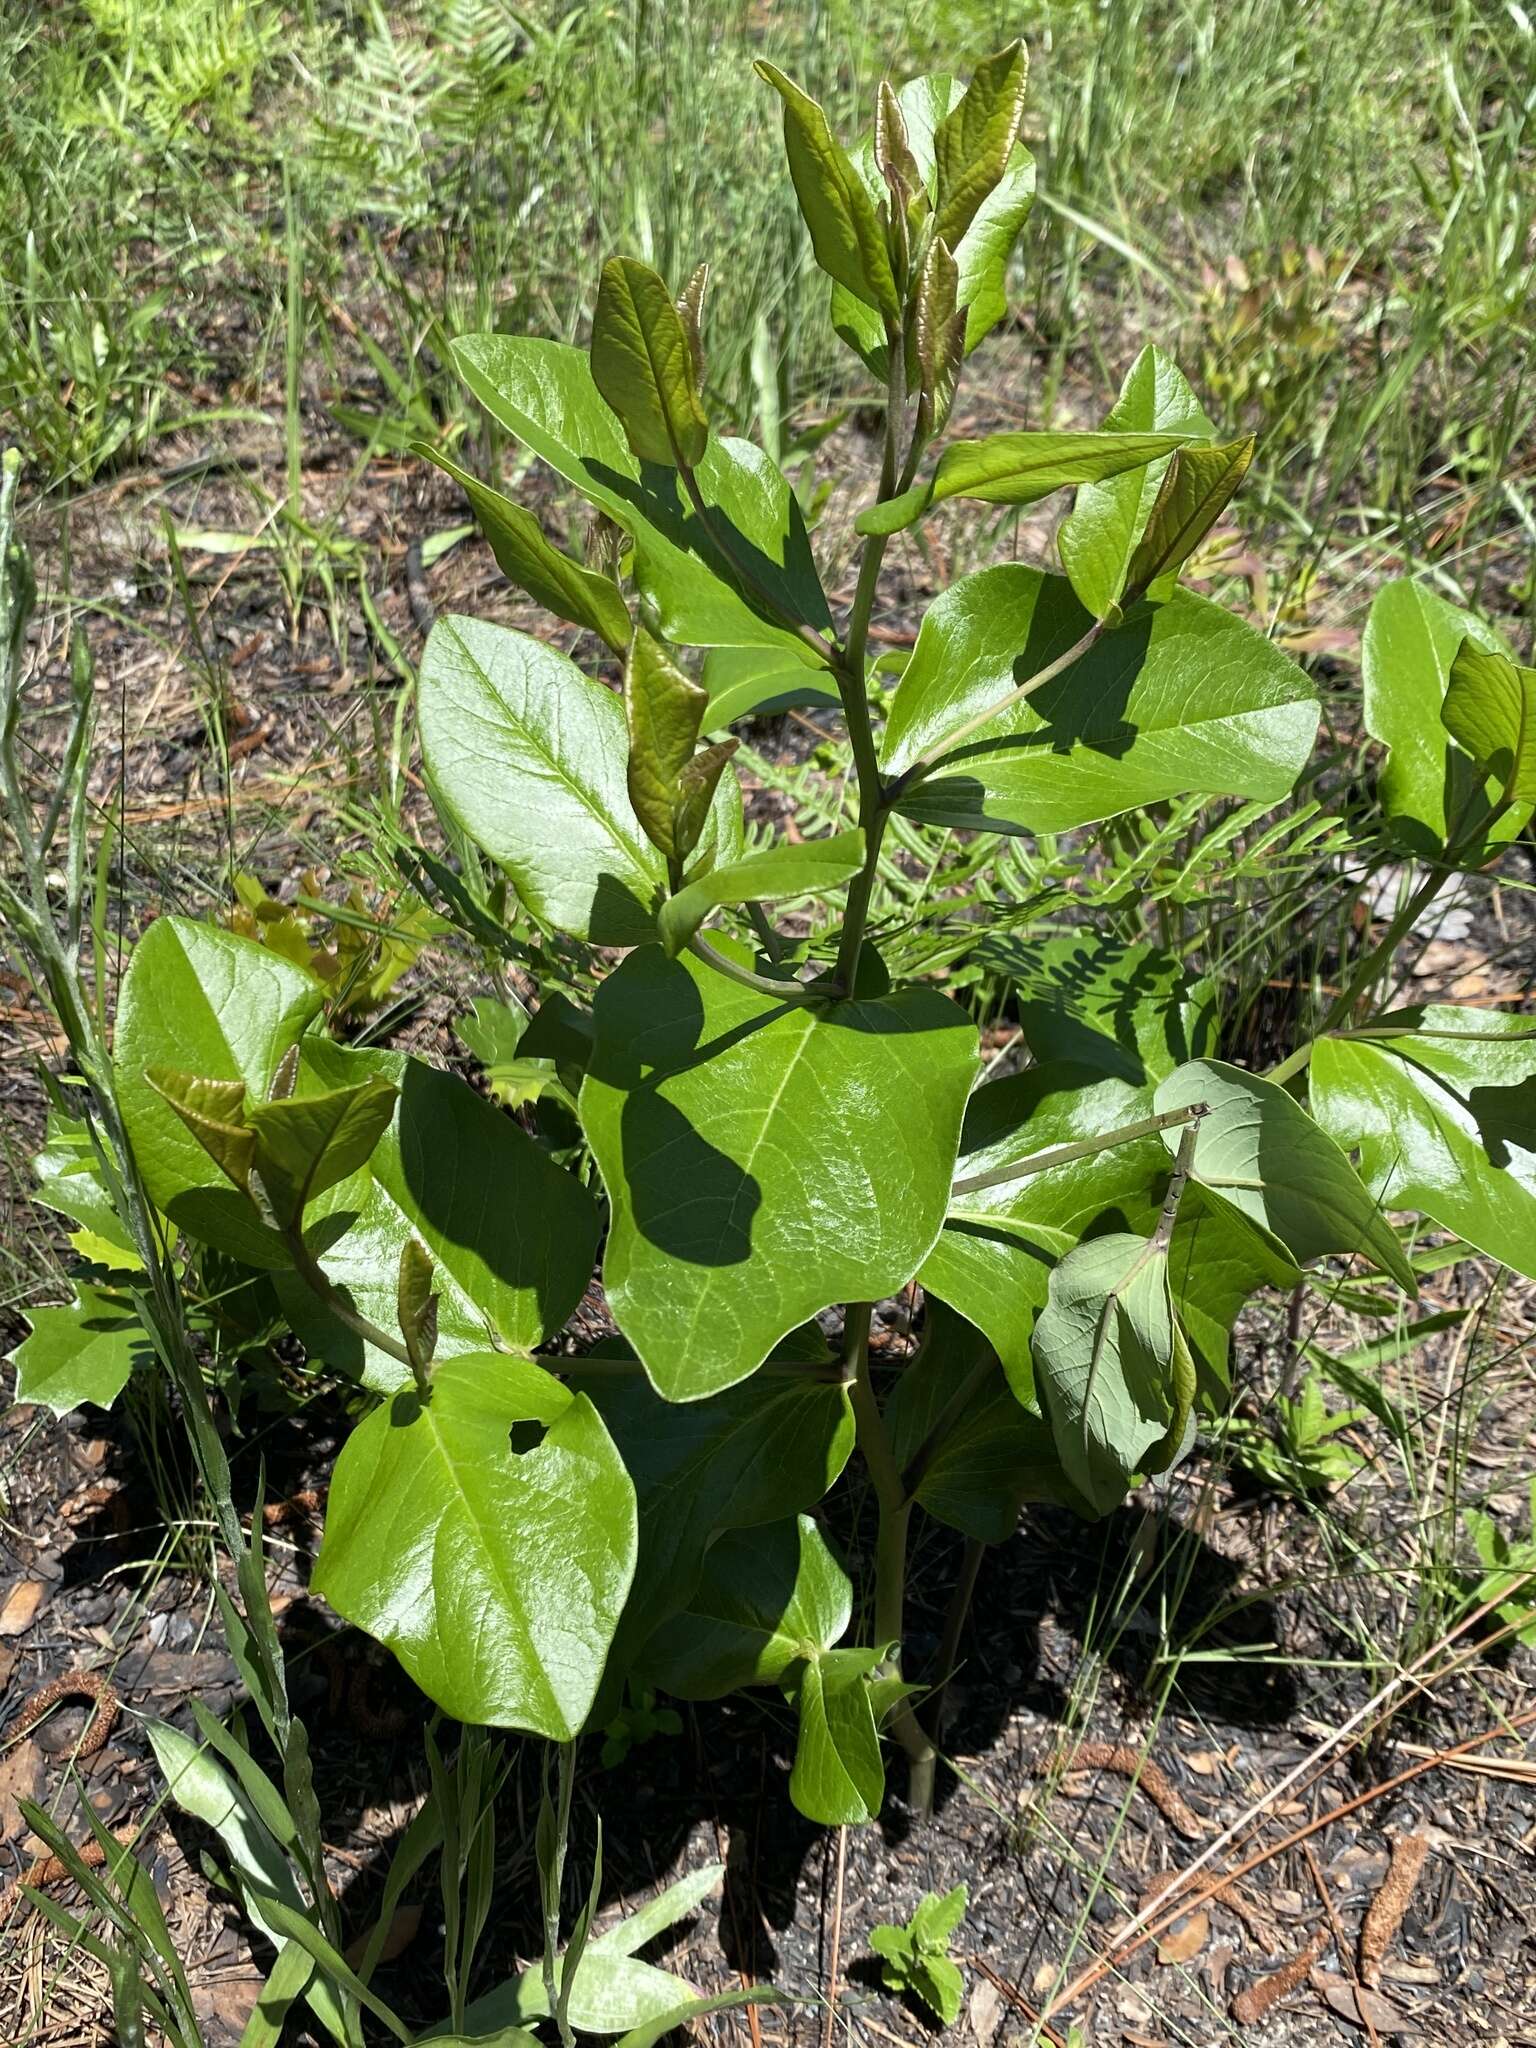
[
  {"x1": 856, "y1": 429, "x2": 1193, "y2": 536},
  {"x1": 145, "y1": 1069, "x2": 254, "y2": 1193},
  {"x1": 875, "y1": 78, "x2": 925, "y2": 210},
  {"x1": 245, "y1": 1075, "x2": 399, "y2": 1228},
  {"x1": 591, "y1": 257, "x2": 708, "y2": 469},
  {"x1": 914, "y1": 236, "x2": 963, "y2": 439},
  {"x1": 755, "y1": 62, "x2": 900, "y2": 325},
  {"x1": 1441, "y1": 637, "x2": 1536, "y2": 815},
  {"x1": 1121, "y1": 434, "x2": 1255, "y2": 606},
  {"x1": 625, "y1": 629, "x2": 708, "y2": 861},
  {"x1": 414, "y1": 444, "x2": 630, "y2": 653},
  {"x1": 932, "y1": 40, "x2": 1029, "y2": 248},
  {"x1": 672, "y1": 738, "x2": 741, "y2": 865},
  {"x1": 675, "y1": 262, "x2": 709, "y2": 388},
  {"x1": 396, "y1": 1237, "x2": 438, "y2": 1378}
]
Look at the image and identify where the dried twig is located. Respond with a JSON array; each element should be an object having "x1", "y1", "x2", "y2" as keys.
[
  {"x1": 1230, "y1": 1927, "x2": 1329, "y2": 2025},
  {"x1": 5, "y1": 1671, "x2": 120, "y2": 1758},
  {"x1": 1359, "y1": 1835, "x2": 1429, "y2": 1988},
  {"x1": 821, "y1": 1825, "x2": 847, "y2": 2048},
  {"x1": 1303, "y1": 1839, "x2": 1380, "y2": 2048},
  {"x1": 1035, "y1": 1741, "x2": 1205, "y2": 1841}
]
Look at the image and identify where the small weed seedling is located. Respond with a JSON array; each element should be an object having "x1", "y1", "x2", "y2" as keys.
[{"x1": 870, "y1": 1884, "x2": 969, "y2": 2025}]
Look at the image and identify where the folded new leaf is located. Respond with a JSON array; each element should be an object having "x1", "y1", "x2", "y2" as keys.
[
  {"x1": 855, "y1": 430, "x2": 1196, "y2": 536},
  {"x1": 146, "y1": 1065, "x2": 398, "y2": 1231},
  {"x1": 1119, "y1": 434, "x2": 1255, "y2": 609},
  {"x1": 657, "y1": 830, "x2": 865, "y2": 955},
  {"x1": 591, "y1": 256, "x2": 708, "y2": 469},
  {"x1": 756, "y1": 62, "x2": 901, "y2": 326},
  {"x1": 413, "y1": 444, "x2": 631, "y2": 653},
  {"x1": 932, "y1": 40, "x2": 1029, "y2": 248}
]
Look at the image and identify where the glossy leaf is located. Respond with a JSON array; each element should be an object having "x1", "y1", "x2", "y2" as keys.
[
  {"x1": 313, "y1": 1355, "x2": 635, "y2": 1737},
  {"x1": 1154, "y1": 1059, "x2": 1416, "y2": 1290},
  {"x1": 31, "y1": 1113, "x2": 143, "y2": 1271},
  {"x1": 932, "y1": 40, "x2": 1029, "y2": 247},
  {"x1": 1032, "y1": 1231, "x2": 1179, "y2": 1515},
  {"x1": 1310, "y1": 1006, "x2": 1536, "y2": 1280},
  {"x1": 672, "y1": 738, "x2": 740, "y2": 867},
  {"x1": 144, "y1": 1069, "x2": 255, "y2": 1194},
  {"x1": 755, "y1": 62, "x2": 899, "y2": 324},
  {"x1": 788, "y1": 1648, "x2": 887, "y2": 1825},
  {"x1": 590, "y1": 1357, "x2": 853, "y2": 1697},
  {"x1": 1059, "y1": 347, "x2": 1215, "y2": 619},
  {"x1": 116, "y1": 919, "x2": 324, "y2": 1267},
  {"x1": 591, "y1": 257, "x2": 709, "y2": 469},
  {"x1": 419, "y1": 615, "x2": 662, "y2": 945},
  {"x1": 855, "y1": 430, "x2": 1193, "y2": 538},
  {"x1": 657, "y1": 830, "x2": 865, "y2": 956},
  {"x1": 1441, "y1": 638, "x2": 1536, "y2": 814},
  {"x1": 244, "y1": 1074, "x2": 399, "y2": 1228},
  {"x1": 1361, "y1": 577, "x2": 1514, "y2": 853},
  {"x1": 456, "y1": 1948, "x2": 699, "y2": 2039},
  {"x1": 414, "y1": 444, "x2": 630, "y2": 652},
  {"x1": 1120, "y1": 435, "x2": 1255, "y2": 605},
  {"x1": 280, "y1": 1043, "x2": 599, "y2": 1392},
  {"x1": 11, "y1": 1286, "x2": 144, "y2": 1415},
  {"x1": 580, "y1": 944, "x2": 977, "y2": 1398},
  {"x1": 701, "y1": 643, "x2": 839, "y2": 728},
  {"x1": 882, "y1": 567, "x2": 1318, "y2": 836},
  {"x1": 453, "y1": 336, "x2": 832, "y2": 653},
  {"x1": 643, "y1": 1514, "x2": 850, "y2": 1699},
  {"x1": 914, "y1": 235, "x2": 963, "y2": 438}
]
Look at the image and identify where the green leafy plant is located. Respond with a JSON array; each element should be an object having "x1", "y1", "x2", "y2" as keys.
[
  {"x1": 7, "y1": 45, "x2": 1536, "y2": 1872},
  {"x1": 1226, "y1": 1371, "x2": 1370, "y2": 1496},
  {"x1": 869, "y1": 1884, "x2": 968, "y2": 2025}
]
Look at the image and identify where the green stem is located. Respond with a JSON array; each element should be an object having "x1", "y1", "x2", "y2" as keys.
[
  {"x1": 1314, "y1": 862, "x2": 1454, "y2": 1037},
  {"x1": 685, "y1": 931, "x2": 837, "y2": 1004},
  {"x1": 950, "y1": 1102, "x2": 1208, "y2": 1199},
  {"x1": 845, "y1": 1305, "x2": 935, "y2": 1786},
  {"x1": 282, "y1": 1225, "x2": 418, "y2": 1379}
]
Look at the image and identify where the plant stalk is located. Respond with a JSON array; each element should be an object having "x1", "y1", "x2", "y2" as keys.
[{"x1": 950, "y1": 1101, "x2": 1207, "y2": 1198}]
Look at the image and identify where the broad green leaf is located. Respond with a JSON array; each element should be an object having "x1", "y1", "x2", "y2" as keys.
[
  {"x1": 921, "y1": 1063, "x2": 1293, "y2": 1405},
  {"x1": 11, "y1": 1286, "x2": 144, "y2": 1415},
  {"x1": 1441, "y1": 638, "x2": 1536, "y2": 814},
  {"x1": 1361, "y1": 577, "x2": 1514, "y2": 853},
  {"x1": 643, "y1": 1514, "x2": 850, "y2": 1698},
  {"x1": 881, "y1": 567, "x2": 1318, "y2": 836},
  {"x1": 453, "y1": 338, "x2": 831, "y2": 654},
  {"x1": 625, "y1": 629, "x2": 708, "y2": 862},
  {"x1": 1032, "y1": 1231, "x2": 1178, "y2": 1515},
  {"x1": 911, "y1": 1882, "x2": 969, "y2": 1950},
  {"x1": 245, "y1": 1075, "x2": 399, "y2": 1227},
  {"x1": 419, "y1": 615, "x2": 662, "y2": 945},
  {"x1": 313, "y1": 1355, "x2": 635, "y2": 1738},
  {"x1": 922, "y1": 1065, "x2": 1166, "y2": 1401},
  {"x1": 856, "y1": 430, "x2": 1195, "y2": 537},
  {"x1": 589, "y1": 1864, "x2": 724, "y2": 1959},
  {"x1": 657, "y1": 830, "x2": 865, "y2": 956},
  {"x1": 788, "y1": 1648, "x2": 886, "y2": 1825},
  {"x1": 883, "y1": 1298, "x2": 1091, "y2": 1536},
  {"x1": 32, "y1": 1112, "x2": 143, "y2": 1270},
  {"x1": 1154, "y1": 1059, "x2": 1417, "y2": 1290},
  {"x1": 456, "y1": 995, "x2": 563, "y2": 1111},
  {"x1": 1059, "y1": 347, "x2": 1215, "y2": 619},
  {"x1": 755, "y1": 63, "x2": 899, "y2": 324},
  {"x1": 591, "y1": 257, "x2": 709, "y2": 469},
  {"x1": 580, "y1": 944, "x2": 978, "y2": 1398},
  {"x1": 983, "y1": 930, "x2": 1217, "y2": 1083},
  {"x1": 117, "y1": 919, "x2": 324, "y2": 1267},
  {"x1": 589, "y1": 1359, "x2": 853, "y2": 1701},
  {"x1": 279, "y1": 1043, "x2": 599, "y2": 1392},
  {"x1": 701, "y1": 643, "x2": 840, "y2": 728},
  {"x1": 1120, "y1": 435, "x2": 1255, "y2": 605},
  {"x1": 1310, "y1": 1006, "x2": 1536, "y2": 1280},
  {"x1": 933, "y1": 40, "x2": 1028, "y2": 248},
  {"x1": 414, "y1": 444, "x2": 630, "y2": 652},
  {"x1": 467, "y1": 1950, "x2": 699, "y2": 2039}
]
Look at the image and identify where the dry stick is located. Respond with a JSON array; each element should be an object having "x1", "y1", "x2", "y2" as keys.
[
  {"x1": 821, "y1": 1825, "x2": 848, "y2": 2048},
  {"x1": 1036, "y1": 1572, "x2": 1536, "y2": 2027},
  {"x1": 1301, "y1": 1837, "x2": 1380, "y2": 2048},
  {"x1": 968, "y1": 1956, "x2": 1069, "y2": 2048}
]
